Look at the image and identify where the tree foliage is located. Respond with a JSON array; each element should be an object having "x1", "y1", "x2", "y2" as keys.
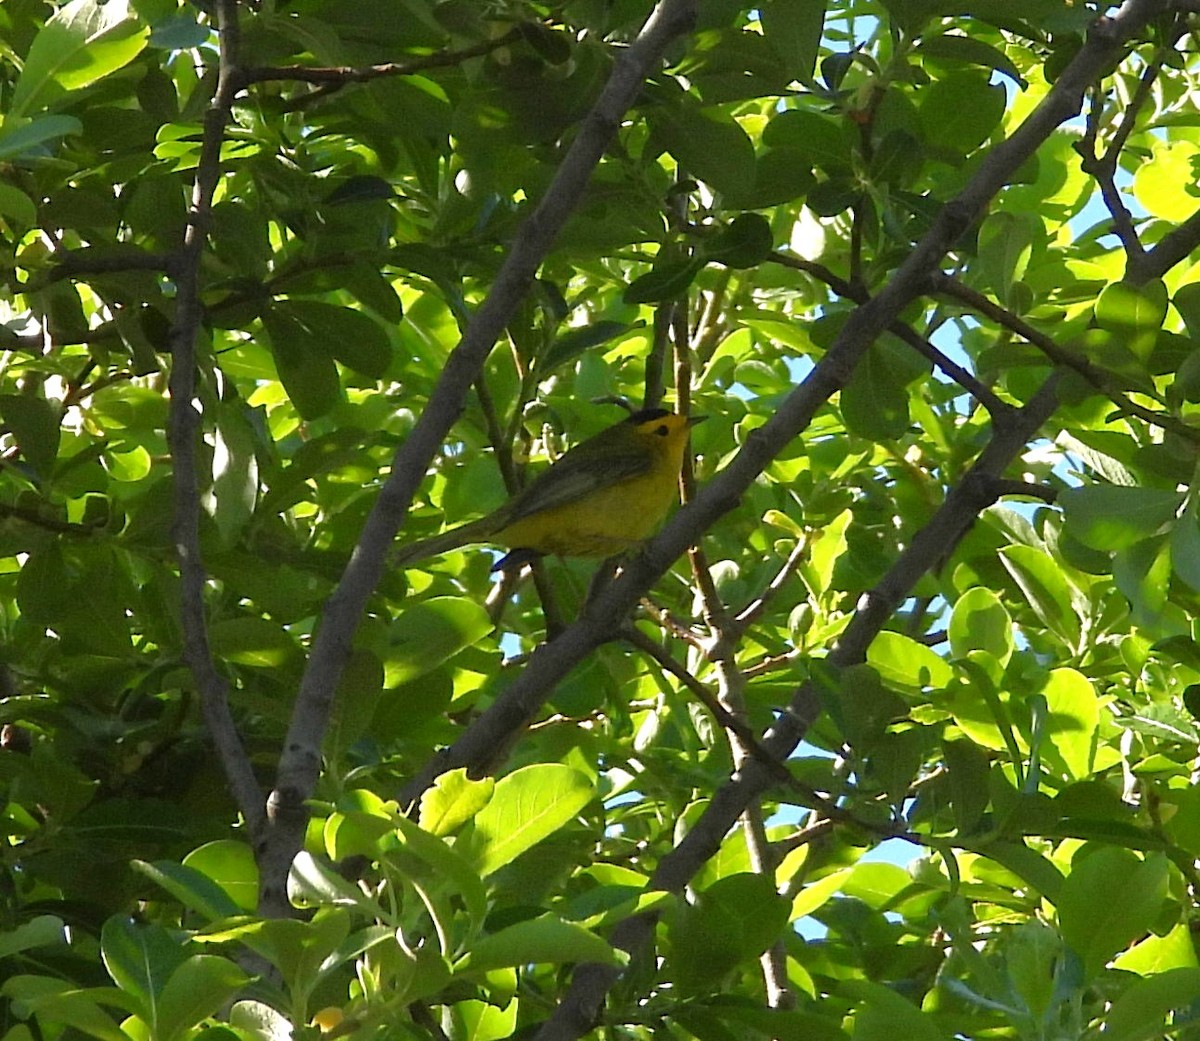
[{"x1": 4, "y1": 0, "x2": 1200, "y2": 1039}]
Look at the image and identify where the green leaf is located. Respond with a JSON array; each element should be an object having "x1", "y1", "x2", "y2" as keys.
[
  {"x1": 323, "y1": 807, "x2": 394, "y2": 862},
  {"x1": 833, "y1": 664, "x2": 909, "y2": 751},
  {"x1": 0, "y1": 115, "x2": 83, "y2": 160},
  {"x1": 385, "y1": 596, "x2": 493, "y2": 686},
  {"x1": 1113, "y1": 535, "x2": 1172, "y2": 625},
  {"x1": 701, "y1": 214, "x2": 774, "y2": 269},
  {"x1": 155, "y1": 957, "x2": 249, "y2": 1041},
  {"x1": 841, "y1": 862, "x2": 911, "y2": 908},
  {"x1": 1172, "y1": 282, "x2": 1200, "y2": 340},
  {"x1": 450, "y1": 1000, "x2": 518, "y2": 1041},
  {"x1": 0, "y1": 181, "x2": 37, "y2": 224},
  {"x1": 998, "y1": 545, "x2": 1082, "y2": 649},
  {"x1": 148, "y1": 13, "x2": 211, "y2": 50},
  {"x1": 1057, "y1": 848, "x2": 1169, "y2": 979},
  {"x1": 760, "y1": 0, "x2": 825, "y2": 81},
  {"x1": 762, "y1": 109, "x2": 851, "y2": 172},
  {"x1": 790, "y1": 869, "x2": 851, "y2": 920},
  {"x1": 1040, "y1": 668, "x2": 1098, "y2": 781},
  {"x1": 624, "y1": 256, "x2": 705, "y2": 305},
  {"x1": 229, "y1": 1000, "x2": 292, "y2": 1041},
  {"x1": 0, "y1": 916, "x2": 67, "y2": 959},
  {"x1": 0, "y1": 977, "x2": 132, "y2": 1041},
  {"x1": 649, "y1": 106, "x2": 757, "y2": 197},
  {"x1": 1099, "y1": 967, "x2": 1200, "y2": 1041},
  {"x1": 100, "y1": 918, "x2": 187, "y2": 1008},
  {"x1": 1114, "y1": 924, "x2": 1199, "y2": 975},
  {"x1": 866, "y1": 631, "x2": 953, "y2": 693},
  {"x1": 974, "y1": 842, "x2": 1063, "y2": 903},
  {"x1": 976, "y1": 212, "x2": 1037, "y2": 305},
  {"x1": 541, "y1": 320, "x2": 638, "y2": 372},
  {"x1": 466, "y1": 763, "x2": 594, "y2": 877},
  {"x1": 211, "y1": 402, "x2": 258, "y2": 545},
  {"x1": 207, "y1": 617, "x2": 301, "y2": 669},
  {"x1": 287, "y1": 852, "x2": 372, "y2": 910},
  {"x1": 1094, "y1": 279, "x2": 1169, "y2": 361},
  {"x1": 11, "y1": 0, "x2": 148, "y2": 118},
  {"x1": 277, "y1": 299, "x2": 392, "y2": 379},
  {"x1": 841, "y1": 341, "x2": 910, "y2": 440},
  {"x1": 419, "y1": 768, "x2": 495, "y2": 837},
  {"x1": 918, "y1": 71, "x2": 1006, "y2": 155},
  {"x1": 329, "y1": 649, "x2": 387, "y2": 757},
  {"x1": 918, "y1": 32, "x2": 1026, "y2": 85},
  {"x1": 669, "y1": 874, "x2": 790, "y2": 994},
  {"x1": 0, "y1": 394, "x2": 61, "y2": 480},
  {"x1": 745, "y1": 147, "x2": 816, "y2": 207},
  {"x1": 943, "y1": 735, "x2": 990, "y2": 834},
  {"x1": 1060, "y1": 486, "x2": 1183, "y2": 552},
  {"x1": 716, "y1": 1007, "x2": 848, "y2": 1041},
  {"x1": 391, "y1": 814, "x2": 489, "y2": 936},
  {"x1": 342, "y1": 260, "x2": 405, "y2": 323},
  {"x1": 948, "y1": 587, "x2": 1013, "y2": 665},
  {"x1": 869, "y1": 129, "x2": 923, "y2": 187},
  {"x1": 197, "y1": 905, "x2": 351, "y2": 984},
  {"x1": 1133, "y1": 141, "x2": 1200, "y2": 222},
  {"x1": 1166, "y1": 503, "x2": 1200, "y2": 594},
  {"x1": 133, "y1": 859, "x2": 246, "y2": 920},
  {"x1": 877, "y1": 0, "x2": 942, "y2": 33},
  {"x1": 1004, "y1": 920, "x2": 1061, "y2": 1021},
  {"x1": 181, "y1": 841, "x2": 259, "y2": 913},
  {"x1": 262, "y1": 308, "x2": 342, "y2": 420},
  {"x1": 456, "y1": 914, "x2": 620, "y2": 972},
  {"x1": 845, "y1": 979, "x2": 949, "y2": 1041}
]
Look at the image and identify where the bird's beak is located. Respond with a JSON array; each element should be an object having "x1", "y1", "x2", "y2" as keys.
[{"x1": 686, "y1": 415, "x2": 708, "y2": 426}]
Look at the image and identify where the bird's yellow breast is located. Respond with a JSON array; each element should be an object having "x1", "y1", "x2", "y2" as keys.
[{"x1": 493, "y1": 467, "x2": 680, "y2": 558}]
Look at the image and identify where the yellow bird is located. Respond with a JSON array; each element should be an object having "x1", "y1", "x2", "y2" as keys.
[{"x1": 392, "y1": 408, "x2": 705, "y2": 571}]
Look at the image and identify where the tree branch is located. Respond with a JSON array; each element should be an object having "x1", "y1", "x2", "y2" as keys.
[
  {"x1": 241, "y1": 28, "x2": 521, "y2": 108},
  {"x1": 1131, "y1": 205, "x2": 1200, "y2": 284},
  {"x1": 932, "y1": 274, "x2": 1200, "y2": 442},
  {"x1": 261, "y1": 0, "x2": 702, "y2": 919},
  {"x1": 533, "y1": 377, "x2": 1062, "y2": 1041},
  {"x1": 768, "y1": 251, "x2": 1010, "y2": 416},
  {"x1": 396, "y1": 0, "x2": 1165, "y2": 821},
  {"x1": 166, "y1": 0, "x2": 264, "y2": 836},
  {"x1": 1076, "y1": 81, "x2": 1149, "y2": 263},
  {"x1": 527, "y1": 3, "x2": 1170, "y2": 1035}
]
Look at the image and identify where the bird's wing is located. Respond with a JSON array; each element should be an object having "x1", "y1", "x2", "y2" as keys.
[{"x1": 497, "y1": 440, "x2": 653, "y2": 528}]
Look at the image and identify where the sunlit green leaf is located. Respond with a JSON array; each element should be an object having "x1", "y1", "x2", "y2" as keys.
[{"x1": 465, "y1": 764, "x2": 594, "y2": 878}]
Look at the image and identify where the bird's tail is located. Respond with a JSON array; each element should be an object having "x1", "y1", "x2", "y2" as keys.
[{"x1": 390, "y1": 517, "x2": 494, "y2": 568}]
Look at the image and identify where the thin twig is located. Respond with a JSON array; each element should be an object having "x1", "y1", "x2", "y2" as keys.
[
  {"x1": 644, "y1": 304, "x2": 671, "y2": 412},
  {"x1": 1076, "y1": 87, "x2": 1146, "y2": 261},
  {"x1": 731, "y1": 539, "x2": 808, "y2": 636},
  {"x1": 622, "y1": 627, "x2": 787, "y2": 781},
  {"x1": 637, "y1": 598, "x2": 706, "y2": 648},
  {"x1": 0, "y1": 501, "x2": 104, "y2": 535},
  {"x1": 242, "y1": 29, "x2": 522, "y2": 111},
  {"x1": 933, "y1": 274, "x2": 1200, "y2": 442},
  {"x1": 743, "y1": 648, "x2": 804, "y2": 679},
  {"x1": 770, "y1": 251, "x2": 1009, "y2": 415},
  {"x1": 20, "y1": 248, "x2": 173, "y2": 293}
]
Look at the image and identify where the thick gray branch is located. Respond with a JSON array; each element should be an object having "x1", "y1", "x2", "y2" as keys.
[
  {"x1": 527, "y1": 1, "x2": 1168, "y2": 1037},
  {"x1": 260, "y1": 0, "x2": 701, "y2": 919},
  {"x1": 400, "y1": 0, "x2": 1165, "y2": 816}
]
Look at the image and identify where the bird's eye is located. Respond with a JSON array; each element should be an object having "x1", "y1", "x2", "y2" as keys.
[{"x1": 655, "y1": 424, "x2": 669, "y2": 437}]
